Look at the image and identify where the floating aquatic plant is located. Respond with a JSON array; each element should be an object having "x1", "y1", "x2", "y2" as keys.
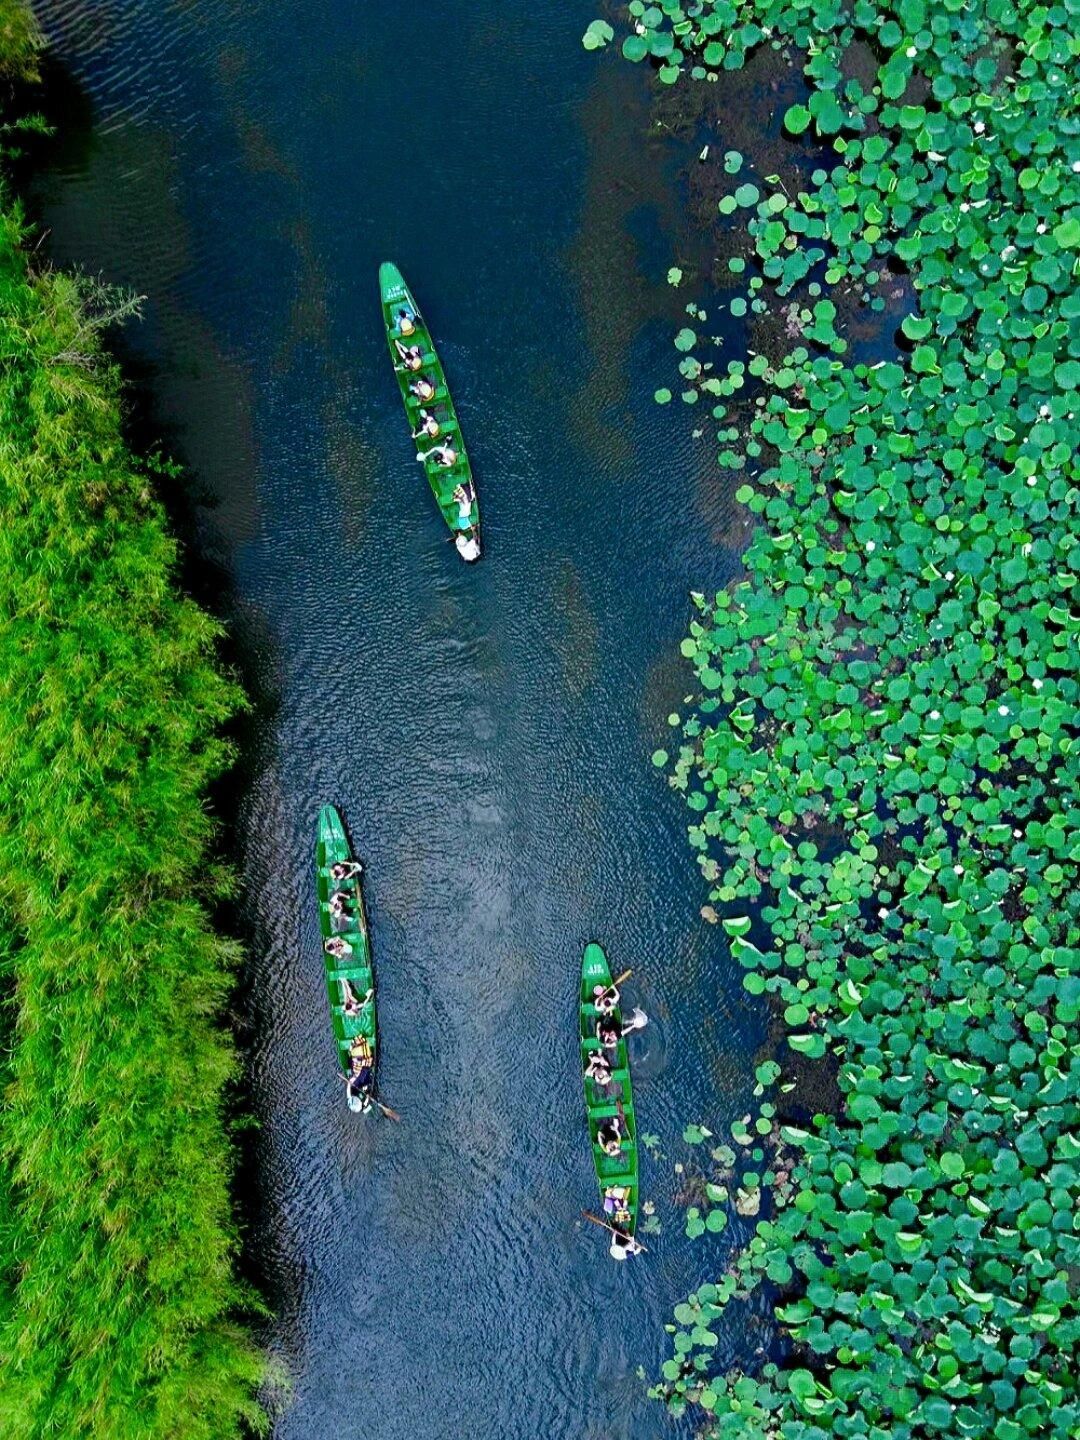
[
  {"x1": 590, "y1": 1, "x2": 1080, "y2": 1436},
  {"x1": 581, "y1": 18, "x2": 614, "y2": 50}
]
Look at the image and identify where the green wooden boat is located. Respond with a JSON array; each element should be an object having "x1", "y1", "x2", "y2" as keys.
[
  {"x1": 378, "y1": 261, "x2": 481, "y2": 562},
  {"x1": 316, "y1": 804, "x2": 377, "y2": 1114},
  {"x1": 580, "y1": 941, "x2": 640, "y2": 1258}
]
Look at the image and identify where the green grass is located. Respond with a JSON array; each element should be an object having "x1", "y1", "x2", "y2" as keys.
[
  {"x1": 0, "y1": 0, "x2": 38, "y2": 80},
  {"x1": 0, "y1": 24, "x2": 265, "y2": 1437}
]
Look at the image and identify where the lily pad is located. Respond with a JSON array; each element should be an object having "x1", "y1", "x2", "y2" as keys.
[{"x1": 581, "y1": 19, "x2": 613, "y2": 50}]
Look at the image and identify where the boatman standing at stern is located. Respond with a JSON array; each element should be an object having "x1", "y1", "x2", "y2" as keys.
[{"x1": 609, "y1": 1230, "x2": 643, "y2": 1262}]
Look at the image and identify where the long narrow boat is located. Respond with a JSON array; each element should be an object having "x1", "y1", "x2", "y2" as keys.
[
  {"x1": 316, "y1": 804, "x2": 377, "y2": 1114},
  {"x1": 378, "y1": 261, "x2": 481, "y2": 562},
  {"x1": 580, "y1": 941, "x2": 640, "y2": 1258}
]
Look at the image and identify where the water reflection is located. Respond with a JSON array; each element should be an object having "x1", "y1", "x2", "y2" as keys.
[{"x1": 31, "y1": 2, "x2": 768, "y2": 1435}]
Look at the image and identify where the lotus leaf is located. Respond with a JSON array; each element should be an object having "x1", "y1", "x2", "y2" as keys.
[
  {"x1": 595, "y1": 1, "x2": 1080, "y2": 1434},
  {"x1": 581, "y1": 18, "x2": 614, "y2": 50}
]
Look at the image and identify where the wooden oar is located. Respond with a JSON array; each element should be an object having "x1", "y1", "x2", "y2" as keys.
[
  {"x1": 595, "y1": 968, "x2": 632, "y2": 1001},
  {"x1": 581, "y1": 1211, "x2": 648, "y2": 1253},
  {"x1": 334, "y1": 1071, "x2": 401, "y2": 1122}
]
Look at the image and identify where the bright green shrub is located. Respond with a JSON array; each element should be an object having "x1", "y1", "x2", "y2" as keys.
[
  {"x1": 0, "y1": 33, "x2": 264, "y2": 1440},
  {"x1": 0, "y1": 0, "x2": 38, "y2": 80}
]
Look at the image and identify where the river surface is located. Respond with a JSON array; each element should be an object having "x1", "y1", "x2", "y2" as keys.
[{"x1": 30, "y1": 3, "x2": 772, "y2": 1435}]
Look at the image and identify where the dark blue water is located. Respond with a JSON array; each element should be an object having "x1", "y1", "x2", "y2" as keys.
[{"x1": 31, "y1": 3, "x2": 771, "y2": 1434}]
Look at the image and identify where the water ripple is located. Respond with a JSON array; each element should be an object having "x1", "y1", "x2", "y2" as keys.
[{"x1": 32, "y1": 1, "x2": 768, "y2": 1436}]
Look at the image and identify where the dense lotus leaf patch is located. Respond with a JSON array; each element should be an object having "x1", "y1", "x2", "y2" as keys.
[{"x1": 590, "y1": 1, "x2": 1080, "y2": 1437}]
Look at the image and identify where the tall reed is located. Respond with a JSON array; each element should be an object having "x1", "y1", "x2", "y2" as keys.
[{"x1": 0, "y1": 13, "x2": 264, "y2": 1433}]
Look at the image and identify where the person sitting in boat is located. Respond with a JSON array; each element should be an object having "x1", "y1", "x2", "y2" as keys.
[
  {"x1": 592, "y1": 981, "x2": 619, "y2": 1015},
  {"x1": 416, "y1": 442, "x2": 458, "y2": 469},
  {"x1": 597, "y1": 1117, "x2": 624, "y2": 1157},
  {"x1": 324, "y1": 935, "x2": 353, "y2": 959},
  {"x1": 396, "y1": 306, "x2": 417, "y2": 337},
  {"x1": 345, "y1": 1051, "x2": 373, "y2": 1110},
  {"x1": 409, "y1": 375, "x2": 437, "y2": 404},
  {"x1": 394, "y1": 340, "x2": 425, "y2": 373},
  {"x1": 584, "y1": 1049, "x2": 613, "y2": 1087},
  {"x1": 597, "y1": 1016, "x2": 621, "y2": 1051},
  {"x1": 452, "y1": 482, "x2": 474, "y2": 525},
  {"x1": 329, "y1": 860, "x2": 362, "y2": 882},
  {"x1": 603, "y1": 1184, "x2": 632, "y2": 1228},
  {"x1": 411, "y1": 408, "x2": 441, "y2": 441},
  {"x1": 609, "y1": 1230, "x2": 643, "y2": 1262},
  {"x1": 328, "y1": 889, "x2": 353, "y2": 918},
  {"x1": 340, "y1": 979, "x2": 372, "y2": 1017},
  {"x1": 597, "y1": 1009, "x2": 648, "y2": 1048}
]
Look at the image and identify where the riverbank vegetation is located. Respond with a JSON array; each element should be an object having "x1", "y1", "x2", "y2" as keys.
[
  {"x1": 0, "y1": 11, "x2": 264, "y2": 1437},
  {"x1": 0, "y1": 0, "x2": 37, "y2": 80},
  {"x1": 591, "y1": 2, "x2": 1079, "y2": 1437}
]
